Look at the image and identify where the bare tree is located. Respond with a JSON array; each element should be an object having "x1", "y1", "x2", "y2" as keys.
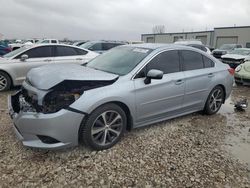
[{"x1": 152, "y1": 25, "x2": 165, "y2": 34}]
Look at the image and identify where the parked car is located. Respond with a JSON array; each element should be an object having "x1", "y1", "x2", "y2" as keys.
[
  {"x1": 36, "y1": 39, "x2": 59, "y2": 44},
  {"x1": 73, "y1": 41, "x2": 89, "y2": 46},
  {"x1": 79, "y1": 40, "x2": 127, "y2": 54},
  {"x1": 221, "y1": 48, "x2": 250, "y2": 69},
  {"x1": 174, "y1": 40, "x2": 211, "y2": 54},
  {"x1": 212, "y1": 44, "x2": 242, "y2": 58},
  {"x1": 9, "y1": 39, "x2": 39, "y2": 51},
  {"x1": 8, "y1": 44, "x2": 234, "y2": 150},
  {"x1": 0, "y1": 45, "x2": 11, "y2": 56},
  {"x1": 0, "y1": 40, "x2": 11, "y2": 56},
  {"x1": 234, "y1": 57, "x2": 250, "y2": 85},
  {"x1": 0, "y1": 44, "x2": 98, "y2": 91}
]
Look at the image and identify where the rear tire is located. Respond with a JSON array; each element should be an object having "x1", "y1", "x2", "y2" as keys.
[
  {"x1": 203, "y1": 86, "x2": 225, "y2": 115},
  {"x1": 0, "y1": 71, "x2": 11, "y2": 91},
  {"x1": 79, "y1": 103, "x2": 127, "y2": 150}
]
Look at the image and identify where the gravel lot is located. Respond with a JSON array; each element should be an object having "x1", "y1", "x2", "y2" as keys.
[{"x1": 0, "y1": 86, "x2": 250, "y2": 187}]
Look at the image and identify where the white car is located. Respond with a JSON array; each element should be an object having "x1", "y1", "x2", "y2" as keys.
[
  {"x1": 36, "y1": 39, "x2": 59, "y2": 44},
  {"x1": 174, "y1": 40, "x2": 211, "y2": 54},
  {"x1": 0, "y1": 44, "x2": 99, "y2": 91},
  {"x1": 221, "y1": 48, "x2": 250, "y2": 68}
]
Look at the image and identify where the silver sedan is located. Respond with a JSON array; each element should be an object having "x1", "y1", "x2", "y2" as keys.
[{"x1": 8, "y1": 44, "x2": 234, "y2": 150}]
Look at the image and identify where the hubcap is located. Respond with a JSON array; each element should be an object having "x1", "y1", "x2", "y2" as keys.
[
  {"x1": 91, "y1": 111, "x2": 123, "y2": 146},
  {"x1": 209, "y1": 89, "x2": 223, "y2": 112},
  {"x1": 0, "y1": 75, "x2": 7, "y2": 91}
]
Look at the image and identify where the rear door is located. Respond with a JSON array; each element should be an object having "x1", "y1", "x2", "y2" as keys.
[
  {"x1": 134, "y1": 50, "x2": 185, "y2": 124},
  {"x1": 12, "y1": 46, "x2": 54, "y2": 83},
  {"x1": 181, "y1": 50, "x2": 215, "y2": 110},
  {"x1": 54, "y1": 46, "x2": 89, "y2": 64}
]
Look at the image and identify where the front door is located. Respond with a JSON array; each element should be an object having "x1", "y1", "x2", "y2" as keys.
[{"x1": 133, "y1": 50, "x2": 185, "y2": 125}]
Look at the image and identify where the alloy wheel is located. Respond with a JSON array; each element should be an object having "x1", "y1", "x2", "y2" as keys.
[
  {"x1": 0, "y1": 75, "x2": 7, "y2": 91},
  {"x1": 208, "y1": 88, "x2": 223, "y2": 113},
  {"x1": 91, "y1": 110, "x2": 123, "y2": 146}
]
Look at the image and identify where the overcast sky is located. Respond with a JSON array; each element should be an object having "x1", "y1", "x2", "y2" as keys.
[{"x1": 0, "y1": 0, "x2": 249, "y2": 41}]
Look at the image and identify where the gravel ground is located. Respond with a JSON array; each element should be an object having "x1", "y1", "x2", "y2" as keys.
[{"x1": 0, "y1": 86, "x2": 250, "y2": 187}]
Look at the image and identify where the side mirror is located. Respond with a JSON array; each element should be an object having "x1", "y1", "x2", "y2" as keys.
[
  {"x1": 144, "y1": 69, "x2": 163, "y2": 84},
  {"x1": 20, "y1": 54, "x2": 28, "y2": 61}
]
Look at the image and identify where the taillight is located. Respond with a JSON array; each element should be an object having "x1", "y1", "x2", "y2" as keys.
[{"x1": 228, "y1": 68, "x2": 235, "y2": 75}]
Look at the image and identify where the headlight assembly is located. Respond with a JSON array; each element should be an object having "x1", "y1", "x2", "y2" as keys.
[
  {"x1": 42, "y1": 91, "x2": 82, "y2": 114},
  {"x1": 235, "y1": 65, "x2": 242, "y2": 72}
]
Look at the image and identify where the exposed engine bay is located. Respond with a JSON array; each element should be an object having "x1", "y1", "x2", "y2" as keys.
[{"x1": 12, "y1": 79, "x2": 117, "y2": 114}]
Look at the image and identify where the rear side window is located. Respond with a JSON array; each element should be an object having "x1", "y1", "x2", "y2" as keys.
[
  {"x1": 74, "y1": 48, "x2": 88, "y2": 55},
  {"x1": 16, "y1": 46, "x2": 53, "y2": 58},
  {"x1": 203, "y1": 55, "x2": 214, "y2": 68},
  {"x1": 51, "y1": 40, "x2": 57, "y2": 44},
  {"x1": 181, "y1": 50, "x2": 203, "y2": 71},
  {"x1": 56, "y1": 46, "x2": 86, "y2": 57},
  {"x1": 90, "y1": 43, "x2": 102, "y2": 51},
  {"x1": 102, "y1": 43, "x2": 115, "y2": 50},
  {"x1": 146, "y1": 50, "x2": 180, "y2": 74}
]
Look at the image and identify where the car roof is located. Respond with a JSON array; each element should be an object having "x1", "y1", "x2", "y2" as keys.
[
  {"x1": 85, "y1": 40, "x2": 127, "y2": 44},
  {"x1": 123, "y1": 43, "x2": 196, "y2": 50}
]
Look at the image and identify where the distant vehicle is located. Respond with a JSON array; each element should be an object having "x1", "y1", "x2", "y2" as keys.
[
  {"x1": 174, "y1": 40, "x2": 211, "y2": 54},
  {"x1": 9, "y1": 39, "x2": 39, "y2": 51},
  {"x1": 37, "y1": 39, "x2": 59, "y2": 44},
  {"x1": 221, "y1": 48, "x2": 250, "y2": 69},
  {"x1": 8, "y1": 44, "x2": 234, "y2": 150},
  {"x1": 234, "y1": 57, "x2": 250, "y2": 85},
  {"x1": 79, "y1": 41, "x2": 127, "y2": 54},
  {"x1": 73, "y1": 41, "x2": 89, "y2": 46},
  {"x1": 174, "y1": 40, "x2": 202, "y2": 45},
  {"x1": 0, "y1": 44, "x2": 98, "y2": 91},
  {"x1": 0, "y1": 45, "x2": 11, "y2": 56},
  {"x1": 212, "y1": 44, "x2": 242, "y2": 58},
  {"x1": 127, "y1": 41, "x2": 144, "y2": 44}
]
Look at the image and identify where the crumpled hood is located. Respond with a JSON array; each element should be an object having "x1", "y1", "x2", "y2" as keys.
[
  {"x1": 213, "y1": 49, "x2": 228, "y2": 54},
  {"x1": 221, "y1": 54, "x2": 247, "y2": 60},
  {"x1": 26, "y1": 64, "x2": 119, "y2": 90}
]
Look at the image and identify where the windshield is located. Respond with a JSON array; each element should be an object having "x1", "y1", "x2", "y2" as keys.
[
  {"x1": 228, "y1": 49, "x2": 250, "y2": 55},
  {"x1": 219, "y1": 44, "x2": 235, "y2": 50},
  {"x1": 79, "y1": 42, "x2": 95, "y2": 49},
  {"x1": 3, "y1": 46, "x2": 29, "y2": 58},
  {"x1": 86, "y1": 46, "x2": 152, "y2": 75}
]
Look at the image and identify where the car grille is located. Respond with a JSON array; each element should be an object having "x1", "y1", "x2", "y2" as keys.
[{"x1": 242, "y1": 78, "x2": 250, "y2": 83}]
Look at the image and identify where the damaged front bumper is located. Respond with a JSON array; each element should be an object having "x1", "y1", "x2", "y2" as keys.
[{"x1": 8, "y1": 91, "x2": 85, "y2": 149}]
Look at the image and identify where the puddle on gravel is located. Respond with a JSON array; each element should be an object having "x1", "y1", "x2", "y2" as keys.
[{"x1": 219, "y1": 91, "x2": 250, "y2": 171}]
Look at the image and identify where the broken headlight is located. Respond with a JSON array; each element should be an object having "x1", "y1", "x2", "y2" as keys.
[{"x1": 42, "y1": 91, "x2": 81, "y2": 114}]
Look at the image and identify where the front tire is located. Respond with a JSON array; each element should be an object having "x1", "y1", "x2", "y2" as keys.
[
  {"x1": 79, "y1": 103, "x2": 127, "y2": 150},
  {"x1": 203, "y1": 86, "x2": 225, "y2": 115},
  {"x1": 0, "y1": 71, "x2": 11, "y2": 91}
]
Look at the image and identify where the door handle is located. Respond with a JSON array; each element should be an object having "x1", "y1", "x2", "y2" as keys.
[
  {"x1": 44, "y1": 59, "x2": 52, "y2": 62},
  {"x1": 175, "y1": 80, "x2": 184, "y2": 85},
  {"x1": 76, "y1": 58, "x2": 83, "y2": 60},
  {"x1": 208, "y1": 73, "x2": 214, "y2": 78}
]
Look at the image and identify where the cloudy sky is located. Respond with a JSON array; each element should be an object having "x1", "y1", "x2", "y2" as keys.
[{"x1": 0, "y1": 0, "x2": 249, "y2": 40}]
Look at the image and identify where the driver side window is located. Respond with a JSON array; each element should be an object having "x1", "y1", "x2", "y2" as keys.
[{"x1": 135, "y1": 50, "x2": 180, "y2": 78}]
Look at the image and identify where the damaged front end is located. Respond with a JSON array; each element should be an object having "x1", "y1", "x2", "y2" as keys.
[{"x1": 12, "y1": 79, "x2": 117, "y2": 115}]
